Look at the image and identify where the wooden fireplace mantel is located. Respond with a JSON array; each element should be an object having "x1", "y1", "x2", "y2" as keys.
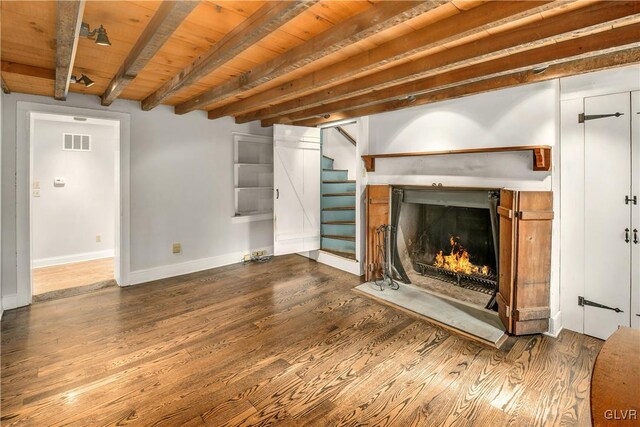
[{"x1": 361, "y1": 145, "x2": 552, "y2": 172}]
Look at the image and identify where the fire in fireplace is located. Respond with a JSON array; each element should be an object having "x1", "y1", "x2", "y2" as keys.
[{"x1": 390, "y1": 187, "x2": 500, "y2": 310}]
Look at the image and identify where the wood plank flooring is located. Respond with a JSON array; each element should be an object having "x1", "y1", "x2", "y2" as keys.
[
  {"x1": 1, "y1": 255, "x2": 602, "y2": 426},
  {"x1": 32, "y1": 257, "x2": 114, "y2": 295}
]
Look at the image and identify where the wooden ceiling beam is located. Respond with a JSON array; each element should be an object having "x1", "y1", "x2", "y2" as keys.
[
  {"x1": 54, "y1": 0, "x2": 85, "y2": 101},
  {"x1": 174, "y1": 0, "x2": 446, "y2": 115},
  {"x1": 2, "y1": 61, "x2": 55, "y2": 80},
  {"x1": 141, "y1": 1, "x2": 316, "y2": 111},
  {"x1": 288, "y1": 47, "x2": 640, "y2": 128},
  {"x1": 266, "y1": 22, "x2": 640, "y2": 126},
  {"x1": 245, "y1": 2, "x2": 640, "y2": 125},
  {"x1": 207, "y1": 0, "x2": 561, "y2": 120},
  {"x1": 101, "y1": 1, "x2": 199, "y2": 106}
]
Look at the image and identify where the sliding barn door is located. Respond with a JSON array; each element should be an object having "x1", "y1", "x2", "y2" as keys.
[
  {"x1": 584, "y1": 92, "x2": 632, "y2": 340},
  {"x1": 273, "y1": 124, "x2": 321, "y2": 256}
]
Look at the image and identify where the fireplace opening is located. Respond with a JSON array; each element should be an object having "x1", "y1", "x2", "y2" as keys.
[{"x1": 391, "y1": 187, "x2": 500, "y2": 311}]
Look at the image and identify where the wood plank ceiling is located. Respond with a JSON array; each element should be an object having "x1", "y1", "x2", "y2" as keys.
[{"x1": 1, "y1": 0, "x2": 639, "y2": 127}]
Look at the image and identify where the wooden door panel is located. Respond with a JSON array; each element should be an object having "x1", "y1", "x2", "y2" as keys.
[
  {"x1": 365, "y1": 185, "x2": 389, "y2": 282},
  {"x1": 273, "y1": 124, "x2": 321, "y2": 255},
  {"x1": 513, "y1": 191, "x2": 553, "y2": 335},
  {"x1": 497, "y1": 189, "x2": 516, "y2": 333},
  {"x1": 632, "y1": 90, "x2": 640, "y2": 330},
  {"x1": 584, "y1": 92, "x2": 632, "y2": 340}
]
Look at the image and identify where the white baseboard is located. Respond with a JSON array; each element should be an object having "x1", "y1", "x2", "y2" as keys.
[
  {"x1": 33, "y1": 249, "x2": 115, "y2": 268},
  {"x1": 2, "y1": 293, "x2": 19, "y2": 313},
  {"x1": 544, "y1": 311, "x2": 563, "y2": 338},
  {"x1": 124, "y1": 246, "x2": 273, "y2": 287},
  {"x1": 298, "y1": 249, "x2": 362, "y2": 276}
]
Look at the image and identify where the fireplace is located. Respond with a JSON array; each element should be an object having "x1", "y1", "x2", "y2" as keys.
[
  {"x1": 389, "y1": 187, "x2": 500, "y2": 310},
  {"x1": 363, "y1": 184, "x2": 553, "y2": 340}
]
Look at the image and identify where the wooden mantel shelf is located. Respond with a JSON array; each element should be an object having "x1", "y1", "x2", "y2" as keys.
[{"x1": 361, "y1": 145, "x2": 552, "y2": 172}]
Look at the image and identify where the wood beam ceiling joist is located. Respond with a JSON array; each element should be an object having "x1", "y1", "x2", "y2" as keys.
[
  {"x1": 1, "y1": 61, "x2": 55, "y2": 80},
  {"x1": 246, "y1": 2, "x2": 640, "y2": 125},
  {"x1": 101, "y1": 1, "x2": 199, "y2": 106},
  {"x1": 266, "y1": 22, "x2": 640, "y2": 127},
  {"x1": 141, "y1": 1, "x2": 316, "y2": 111},
  {"x1": 54, "y1": 0, "x2": 85, "y2": 101},
  {"x1": 289, "y1": 47, "x2": 640, "y2": 128},
  {"x1": 207, "y1": 0, "x2": 561, "y2": 120},
  {"x1": 174, "y1": 0, "x2": 447, "y2": 115}
]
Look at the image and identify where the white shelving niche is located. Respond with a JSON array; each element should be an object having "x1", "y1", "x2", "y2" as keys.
[{"x1": 233, "y1": 133, "x2": 274, "y2": 223}]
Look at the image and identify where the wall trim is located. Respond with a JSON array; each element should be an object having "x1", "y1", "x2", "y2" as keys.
[
  {"x1": 2, "y1": 293, "x2": 19, "y2": 312},
  {"x1": 544, "y1": 311, "x2": 563, "y2": 338},
  {"x1": 33, "y1": 250, "x2": 115, "y2": 268},
  {"x1": 125, "y1": 246, "x2": 273, "y2": 286}
]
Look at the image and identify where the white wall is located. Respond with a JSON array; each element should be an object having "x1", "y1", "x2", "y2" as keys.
[
  {"x1": 2, "y1": 92, "x2": 273, "y2": 308},
  {"x1": 559, "y1": 66, "x2": 640, "y2": 334},
  {"x1": 322, "y1": 123, "x2": 357, "y2": 180},
  {"x1": 363, "y1": 80, "x2": 562, "y2": 335},
  {"x1": 31, "y1": 117, "x2": 117, "y2": 266}
]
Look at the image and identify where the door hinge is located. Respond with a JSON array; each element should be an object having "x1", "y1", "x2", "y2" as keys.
[
  {"x1": 625, "y1": 195, "x2": 637, "y2": 205},
  {"x1": 578, "y1": 296, "x2": 624, "y2": 313},
  {"x1": 578, "y1": 112, "x2": 624, "y2": 123}
]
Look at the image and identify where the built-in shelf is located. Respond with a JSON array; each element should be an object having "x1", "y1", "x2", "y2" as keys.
[
  {"x1": 361, "y1": 145, "x2": 552, "y2": 172},
  {"x1": 233, "y1": 133, "x2": 274, "y2": 221}
]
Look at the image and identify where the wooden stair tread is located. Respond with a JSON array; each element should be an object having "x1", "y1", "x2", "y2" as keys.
[
  {"x1": 323, "y1": 192, "x2": 356, "y2": 197},
  {"x1": 323, "y1": 180, "x2": 355, "y2": 183},
  {"x1": 322, "y1": 221, "x2": 356, "y2": 225},
  {"x1": 322, "y1": 154, "x2": 334, "y2": 160},
  {"x1": 321, "y1": 249, "x2": 356, "y2": 260},
  {"x1": 323, "y1": 206, "x2": 356, "y2": 211},
  {"x1": 322, "y1": 234, "x2": 356, "y2": 242},
  {"x1": 323, "y1": 168, "x2": 348, "y2": 172}
]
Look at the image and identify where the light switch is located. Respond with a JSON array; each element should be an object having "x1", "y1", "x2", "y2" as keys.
[
  {"x1": 32, "y1": 180, "x2": 40, "y2": 189},
  {"x1": 96, "y1": 235, "x2": 102, "y2": 243},
  {"x1": 172, "y1": 243, "x2": 182, "y2": 254},
  {"x1": 32, "y1": 189, "x2": 40, "y2": 198}
]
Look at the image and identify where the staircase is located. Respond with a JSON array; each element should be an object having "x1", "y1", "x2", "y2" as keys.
[{"x1": 321, "y1": 155, "x2": 356, "y2": 260}]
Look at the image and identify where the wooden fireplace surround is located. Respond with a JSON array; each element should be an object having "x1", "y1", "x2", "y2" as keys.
[{"x1": 365, "y1": 185, "x2": 554, "y2": 336}]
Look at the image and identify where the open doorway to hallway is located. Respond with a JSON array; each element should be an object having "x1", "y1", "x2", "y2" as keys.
[{"x1": 30, "y1": 113, "x2": 119, "y2": 300}]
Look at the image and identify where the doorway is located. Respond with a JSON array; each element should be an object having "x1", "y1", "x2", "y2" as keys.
[{"x1": 29, "y1": 112, "x2": 120, "y2": 300}]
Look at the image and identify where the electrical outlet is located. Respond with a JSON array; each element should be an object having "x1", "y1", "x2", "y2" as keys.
[
  {"x1": 252, "y1": 250, "x2": 266, "y2": 257},
  {"x1": 96, "y1": 235, "x2": 102, "y2": 243},
  {"x1": 172, "y1": 243, "x2": 182, "y2": 254},
  {"x1": 32, "y1": 189, "x2": 40, "y2": 198},
  {"x1": 243, "y1": 254, "x2": 252, "y2": 262}
]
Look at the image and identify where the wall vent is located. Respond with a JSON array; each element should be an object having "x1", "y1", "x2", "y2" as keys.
[{"x1": 63, "y1": 133, "x2": 91, "y2": 151}]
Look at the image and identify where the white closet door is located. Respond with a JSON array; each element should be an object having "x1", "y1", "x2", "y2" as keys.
[
  {"x1": 632, "y1": 90, "x2": 640, "y2": 330},
  {"x1": 584, "y1": 92, "x2": 632, "y2": 340},
  {"x1": 273, "y1": 124, "x2": 321, "y2": 256}
]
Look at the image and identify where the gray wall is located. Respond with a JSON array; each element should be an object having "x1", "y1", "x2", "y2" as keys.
[{"x1": 32, "y1": 118, "x2": 117, "y2": 264}]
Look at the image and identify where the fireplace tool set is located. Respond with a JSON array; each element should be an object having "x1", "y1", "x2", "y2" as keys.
[{"x1": 374, "y1": 224, "x2": 400, "y2": 291}]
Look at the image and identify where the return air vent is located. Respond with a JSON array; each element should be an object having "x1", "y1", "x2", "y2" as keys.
[{"x1": 63, "y1": 133, "x2": 91, "y2": 151}]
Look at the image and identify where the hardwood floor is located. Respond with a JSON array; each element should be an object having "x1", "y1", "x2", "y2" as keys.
[
  {"x1": 1, "y1": 255, "x2": 601, "y2": 426},
  {"x1": 32, "y1": 257, "x2": 114, "y2": 295}
]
